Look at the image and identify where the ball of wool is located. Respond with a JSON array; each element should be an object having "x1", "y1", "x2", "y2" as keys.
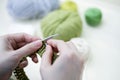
[
  {"x1": 85, "y1": 8, "x2": 102, "y2": 26},
  {"x1": 41, "y1": 10, "x2": 82, "y2": 41},
  {"x1": 61, "y1": 1, "x2": 78, "y2": 12},
  {"x1": 70, "y1": 38, "x2": 90, "y2": 60},
  {"x1": 7, "y1": 0, "x2": 59, "y2": 20}
]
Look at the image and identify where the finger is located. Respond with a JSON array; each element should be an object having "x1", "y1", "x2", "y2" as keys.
[
  {"x1": 41, "y1": 45, "x2": 53, "y2": 67},
  {"x1": 8, "y1": 33, "x2": 40, "y2": 43},
  {"x1": 15, "y1": 40, "x2": 42, "y2": 58},
  {"x1": 19, "y1": 59, "x2": 28, "y2": 68},
  {"x1": 17, "y1": 36, "x2": 41, "y2": 48},
  {"x1": 47, "y1": 39, "x2": 70, "y2": 55},
  {"x1": 50, "y1": 46, "x2": 58, "y2": 53},
  {"x1": 29, "y1": 54, "x2": 38, "y2": 63},
  {"x1": 17, "y1": 33, "x2": 41, "y2": 48},
  {"x1": 17, "y1": 42, "x2": 26, "y2": 48},
  {"x1": 66, "y1": 41, "x2": 78, "y2": 52}
]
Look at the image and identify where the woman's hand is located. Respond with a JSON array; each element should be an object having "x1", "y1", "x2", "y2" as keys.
[
  {"x1": 0, "y1": 33, "x2": 42, "y2": 80},
  {"x1": 40, "y1": 40, "x2": 84, "y2": 80}
]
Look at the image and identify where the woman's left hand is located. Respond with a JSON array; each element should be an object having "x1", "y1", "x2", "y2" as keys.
[{"x1": 0, "y1": 33, "x2": 42, "y2": 80}]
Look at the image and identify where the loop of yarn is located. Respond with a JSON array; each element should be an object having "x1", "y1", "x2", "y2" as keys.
[
  {"x1": 7, "y1": 0, "x2": 60, "y2": 20},
  {"x1": 41, "y1": 10, "x2": 82, "y2": 41}
]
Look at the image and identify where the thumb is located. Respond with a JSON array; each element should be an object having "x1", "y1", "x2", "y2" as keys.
[
  {"x1": 41, "y1": 45, "x2": 53, "y2": 67},
  {"x1": 15, "y1": 40, "x2": 42, "y2": 58}
]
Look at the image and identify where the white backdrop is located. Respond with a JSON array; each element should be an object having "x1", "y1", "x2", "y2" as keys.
[{"x1": 0, "y1": 0, "x2": 120, "y2": 80}]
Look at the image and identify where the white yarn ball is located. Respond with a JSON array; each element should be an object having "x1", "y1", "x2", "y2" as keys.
[{"x1": 70, "y1": 38, "x2": 90, "y2": 60}]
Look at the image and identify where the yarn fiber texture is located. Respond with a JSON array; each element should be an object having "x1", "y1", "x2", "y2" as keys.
[
  {"x1": 7, "y1": 0, "x2": 60, "y2": 20},
  {"x1": 85, "y1": 8, "x2": 102, "y2": 26},
  {"x1": 41, "y1": 10, "x2": 82, "y2": 41},
  {"x1": 61, "y1": 1, "x2": 78, "y2": 12}
]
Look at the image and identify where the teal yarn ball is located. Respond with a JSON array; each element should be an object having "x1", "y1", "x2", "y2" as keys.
[
  {"x1": 41, "y1": 10, "x2": 82, "y2": 41},
  {"x1": 7, "y1": 0, "x2": 60, "y2": 20},
  {"x1": 85, "y1": 8, "x2": 102, "y2": 26}
]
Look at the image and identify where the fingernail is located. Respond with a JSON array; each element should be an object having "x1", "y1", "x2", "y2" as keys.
[
  {"x1": 19, "y1": 62, "x2": 27, "y2": 68},
  {"x1": 33, "y1": 57, "x2": 38, "y2": 63}
]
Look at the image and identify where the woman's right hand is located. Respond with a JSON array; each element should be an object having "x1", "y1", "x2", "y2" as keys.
[{"x1": 40, "y1": 40, "x2": 84, "y2": 80}]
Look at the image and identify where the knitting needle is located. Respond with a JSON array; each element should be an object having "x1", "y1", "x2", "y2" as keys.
[{"x1": 42, "y1": 34, "x2": 59, "y2": 42}]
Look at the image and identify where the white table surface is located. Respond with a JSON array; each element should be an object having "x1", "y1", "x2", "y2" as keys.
[{"x1": 0, "y1": 0, "x2": 120, "y2": 80}]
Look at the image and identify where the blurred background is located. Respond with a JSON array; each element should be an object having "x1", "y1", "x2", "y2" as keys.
[{"x1": 0, "y1": 0, "x2": 120, "y2": 80}]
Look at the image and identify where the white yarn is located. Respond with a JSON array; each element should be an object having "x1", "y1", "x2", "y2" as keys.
[{"x1": 70, "y1": 38, "x2": 90, "y2": 59}]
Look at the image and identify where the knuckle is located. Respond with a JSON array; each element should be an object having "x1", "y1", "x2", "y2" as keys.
[
  {"x1": 59, "y1": 40, "x2": 65, "y2": 43},
  {"x1": 66, "y1": 51, "x2": 76, "y2": 59},
  {"x1": 21, "y1": 33, "x2": 30, "y2": 38},
  {"x1": 21, "y1": 33, "x2": 28, "y2": 36},
  {"x1": 79, "y1": 57, "x2": 85, "y2": 64},
  {"x1": 56, "y1": 40, "x2": 65, "y2": 43}
]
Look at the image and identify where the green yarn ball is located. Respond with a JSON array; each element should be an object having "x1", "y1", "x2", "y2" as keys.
[
  {"x1": 85, "y1": 8, "x2": 102, "y2": 26},
  {"x1": 41, "y1": 10, "x2": 82, "y2": 41}
]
